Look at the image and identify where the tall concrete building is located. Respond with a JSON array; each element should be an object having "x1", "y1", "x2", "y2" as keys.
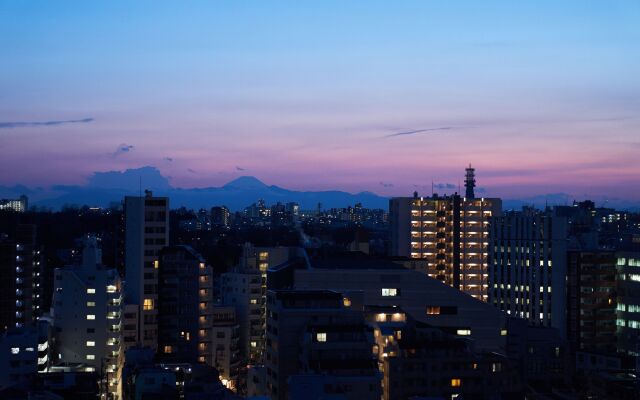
[
  {"x1": 209, "y1": 305, "x2": 241, "y2": 390},
  {"x1": 615, "y1": 253, "x2": 640, "y2": 360},
  {"x1": 210, "y1": 206, "x2": 230, "y2": 227},
  {"x1": 389, "y1": 167, "x2": 501, "y2": 300},
  {"x1": 488, "y1": 210, "x2": 568, "y2": 336},
  {"x1": 567, "y1": 251, "x2": 617, "y2": 353},
  {"x1": 157, "y1": 246, "x2": 213, "y2": 365},
  {"x1": 51, "y1": 237, "x2": 123, "y2": 398},
  {"x1": 221, "y1": 244, "x2": 302, "y2": 363},
  {"x1": 0, "y1": 225, "x2": 43, "y2": 331},
  {"x1": 123, "y1": 190, "x2": 169, "y2": 351}
]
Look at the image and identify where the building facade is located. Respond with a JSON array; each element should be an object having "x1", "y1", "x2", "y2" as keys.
[
  {"x1": 488, "y1": 210, "x2": 568, "y2": 335},
  {"x1": 123, "y1": 191, "x2": 169, "y2": 350},
  {"x1": 210, "y1": 206, "x2": 230, "y2": 227},
  {"x1": 616, "y1": 253, "x2": 640, "y2": 359},
  {"x1": 157, "y1": 246, "x2": 213, "y2": 365},
  {"x1": 265, "y1": 290, "x2": 379, "y2": 400},
  {"x1": 209, "y1": 305, "x2": 241, "y2": 390},
  {"x1": 292, "y1": 254, "x2": 508, "y2": 354},
  {"x1": 390, "y1": 191, "x2": 501, "y2": 300},
  {"x1": 221, "y1": 244, "x2": 301, "y2": 363},
  {"x1": 0, "y1": 195, "x2": 28, "y2": 212},
  {"x1": 567, "y1": 251, "x2": 617, "y2": 353},
  {"x1": 0, "y1": 320, "x2": 52, "y2": 388},
  {"x1": 51, "y1": 238, "x2": 123, "y2": 398},
  {"x1": 0, "y1": 224, "x2": 43, "y2": 332}
]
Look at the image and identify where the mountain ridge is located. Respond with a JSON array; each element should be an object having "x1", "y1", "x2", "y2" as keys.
[{"x1": 0, "y1": 166, "x2": 638, "y2": 212}]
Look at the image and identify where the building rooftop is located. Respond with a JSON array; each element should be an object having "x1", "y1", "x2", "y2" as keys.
[
  {"x1": 308, "y1": 251, "x2": 405, "y2": 270},
  {"x1": 273, "y1": 290, "x2": 344, "y2": 302}
]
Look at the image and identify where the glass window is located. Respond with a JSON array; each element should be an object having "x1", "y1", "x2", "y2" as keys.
[{"x1": 381, "y1": 288, "x2": 399, "y2": 297}]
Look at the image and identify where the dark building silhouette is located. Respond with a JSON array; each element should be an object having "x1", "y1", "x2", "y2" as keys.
[
  {"x1": 567, "y1": 251, "x2": 618, "y2": 353},
  {"x1": 210, "y1": 206, "x2": 230, "y2": 227},
  {"x1": 0, "y1": 225, "x2": 42, "y2": 332},
  {"x1": 157, "y1": 245, "x2": 213, "y2": 364}
]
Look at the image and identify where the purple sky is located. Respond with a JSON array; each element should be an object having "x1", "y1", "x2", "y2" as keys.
[{"x1": 1, "y1": 1, "x2": 639, "y2": 202}]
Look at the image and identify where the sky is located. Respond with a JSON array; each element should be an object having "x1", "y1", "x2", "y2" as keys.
[{"x1": 1, "y1": 1, "x2": 639, "y2": 202}]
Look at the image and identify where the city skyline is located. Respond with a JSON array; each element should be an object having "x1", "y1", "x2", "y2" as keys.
[{"x1": 1, "y1": 1, "x2": 639, "y2": 202}]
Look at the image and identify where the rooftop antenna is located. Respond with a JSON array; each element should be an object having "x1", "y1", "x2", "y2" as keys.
[{"x1": 431, "y1": 180, "x2": 434, "y2": 196}]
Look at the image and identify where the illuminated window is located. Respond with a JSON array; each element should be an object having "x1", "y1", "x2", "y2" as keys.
[
  {"x1": 259, "y1": 252, "x2": 269, "y2": 261},
  {"x1": 87, "y1": 301, "x2": 95, "y2": 307},
  {"x1": 451, "y1": 378, "x2": 461, "y2": 387},
  {"x1": 87, "y1": 354, "x2": 95, "y2": 360},
  {"x1": 87, "y1": 314, "x2": 96, "y2": 320},
  {"x1": 456, "y1": 329, "x2": 471, "y2": 336},
  {"x1": 164, "y1": 346, "x2": 173, "y2": 354},
  {"x1": 143, "y1": 299, "x2": 154, "y2": 311},
  {"x1": 316, "y1": 332, "x2": 327, "y2": 342},
  {"x1": 87, "y1": 288, "x2": 96, "y2": 294},
  {"x1": 426, "y1": 306, "x2": 441, "y2": 315},
  {"x1": 251, "y1": 341, "x2": 257, "y2": 348},
  {"x1": 106, "y1": 285, "x2": 117, "y2": 293},
  {"x1": 154, "y1": 260, "x2": 159, "y2": 269},
  {"x1": 343, "y1": 297, "x2": 352, "y2": 307},
  {"x1": 500, "y1": 329, "x2": 508, "y2": 336},
  {"x1": 381, "y1": 288, "x2": 398, "y2": 297},
  {"x1": 86, "y1": 341, "x2": 95, "y2": 347},
  {"x1": 11, "y1": 347, "x2": 19, "y2": 354}
]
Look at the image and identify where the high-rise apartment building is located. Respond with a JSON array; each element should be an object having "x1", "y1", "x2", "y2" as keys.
[
  {"x1": 210, "y1": 206, "x2": 230, "y2": 227},
  {"x1": 157, "y1": 246, "x2": 213, "y2": 365},
  {"x1": 390, "y1": 168, "x2": 501, "y2": 300},
  {"x1": 51, "y1": 238, "x2": 123, "y2": 398},
  {"x1": 0, "y1": 225, "x2": 43, "y2": 331},
  {"x1": 209, "y1": 305, "x2": 241, "y2": 390},
  {"x1": 488, "y1": 210, "x2": 568, "y2": 335},
  {"x1": 567, "y1": 251, "x2": 617, "y2": 352},
  {"x1": 123, "y1": 191, "x2": 169, "y2": 351},
  {"x1": 221, "y1": 244, "x2": 301, "y2": 363},
  {"x1": 615, "y1": 253, "x2": 640, "y2": 359}
]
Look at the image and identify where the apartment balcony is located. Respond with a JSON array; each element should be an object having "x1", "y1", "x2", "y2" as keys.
[
  {"x1": 107, "y1": 311, "x2": 121, "y2": 320},
  {"x1": 199, "y1": 304, "x2": 213, "y2": 314}
]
